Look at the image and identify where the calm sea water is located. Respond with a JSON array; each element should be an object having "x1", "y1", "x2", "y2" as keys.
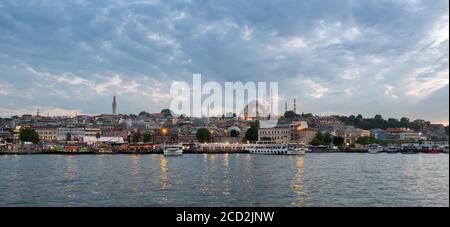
[{"x1": 0, "y1": 153, "x2": 448, "y2": 207}]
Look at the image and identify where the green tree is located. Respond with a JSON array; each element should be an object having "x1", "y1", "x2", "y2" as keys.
[
  {"x1": 400, "y1": 117, "x2": 410, "y2": 127},
  {"x1": 301, "y1": 113, "x2": 314, "y2": 118},
  {"x1": 161, "y1": 109, "x2": 173, "y2": 118},
  {"x1": 311, "y1": 132, "x2": 332, "y2": 146},
  {"x1": 196, "y1": 128, "x2": 212, "y2": 143},
  {"x1": 333, "y1": 136, "x2": 345, "y2": 146},
  {"x1": 132, "y1": 131, "x2": 141, "y2": 143},
  {"x1": 143, "y1": 132, "x2": 152, "y2": 143},
  {"x1": 244, "y1": 121, "x2": 260, "y2": 142},
  {"x1": 284, "y1": 111, "x2": 299, "y2": 119},
  {"x1": 65, "y1": 133, "x2": 72, "y2": 142},
  {"x1": 355, "y1": 136, "x2": 379, "y2": 146},
  {"x1": 230, "y1": 130, "x2": 240, "y2": 137},
  {"x1": 387, "y1": 118, "x2": 400, "y2": 128},
  {"x1": 19, "y1": 128, "x2": 40, "y2": 144}
]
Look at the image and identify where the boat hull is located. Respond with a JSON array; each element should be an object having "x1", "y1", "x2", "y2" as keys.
[
  {"x1": 249, "y1": 149, "x2": 306, "y2": 155},
  {"x1": 163, "y1": 149, "x2": 183, "y2": 156}
]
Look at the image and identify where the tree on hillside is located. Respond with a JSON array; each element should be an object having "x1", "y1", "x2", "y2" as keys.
[
  {"x1": 244, "y1": 121, "x2": 260, "y2": 142},
  {"x1": 230, "y1": 130, "x2": 240, "y2": 137},
  {"x1": 400, "y1": 117, "x2": 410, "y2": 127},
  {"x1": 196, "y1": 128, "x2": 211, "y2": 143},
  {"x1": 19, "y1": 128, "x2": 40, "y2": 144},
  {"x1": 284, "y1": 111, "x2": 299, "y2": 119},
  {"x1": 301, "y1": 113, "x2": 314, "y2": 118},
  {"x1": 161, "y1": 109, "x2": 173, "y2": 118}
]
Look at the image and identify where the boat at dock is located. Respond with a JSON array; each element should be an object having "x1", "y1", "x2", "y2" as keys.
[
  {"x1": 384, "y1": 145, "x2": 398, "y2": 153},
  {"x1": 401, "y1": 145, "x2": 420, "y2": 154},
  {"x1": 247, "y1": 141, "x2": 308, "y2": 155},
  {"x1": 123, "y1": 143, "x2": 158, "y2": 154},
  {"x1": 367, "y1": 144, "x2": 383, "y2": 154},
  {"x1": 92, "y1": 143, "x2": 116, "y2": 154},
  {"x1": 422, "y1": 145, "x2": 442, "y2": 154},
  {"x1": 163, "y1": 144, "x2": 183, "y2": 156}
]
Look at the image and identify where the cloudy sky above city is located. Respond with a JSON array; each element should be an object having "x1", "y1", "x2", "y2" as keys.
[{"x1": 0, "y1": 0, "x2": 448, "y2": 124}]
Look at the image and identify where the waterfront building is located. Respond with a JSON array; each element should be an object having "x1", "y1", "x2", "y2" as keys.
[
  {"x1": 290, "y1": 121, "x2": 308, "y2": 141},
  {"x1": 334, "y1": 126, "x2": 371, "y2": 145},
  {"x1": 385, "y1": 128, "x2": 427, "y2": 141},
  {"x1": 371, "y1": 129, "x2": 386, "y2": 140},
  {"x1": 13, "y1": 126, "x2": 29, "y2": 142},
  {"x1": 57, "y1": 127, "x2": 86, "y2": 141},
  {"x1": 85, "y1": 128, "x2": 102, "y2": 137},
  {"x1": 83, "y1": 136, "x2": 124, "y2": 145},
  {"x1": 34, "y1": 126, "x2": 58, "y2": 141},
  {"x1": 296, "y1": 128, "x2": 318, "y2": 144},
  {"x1": 422, "y1": 124, "x2": 448, "y2": 140},
  {"x1": 0, "y1": 128, "x2": 11, "y2": 142},
  {"x1": 372, "y1": 128, "x2": 427, "y2": 142},
  {"x1": 258, "y1": 125, "x2": 291, "y2": 143}
]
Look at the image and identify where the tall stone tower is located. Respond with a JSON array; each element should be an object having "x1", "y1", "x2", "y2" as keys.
[{"x1": 112, "y1": 96, "x2": 117, "y2": 115}]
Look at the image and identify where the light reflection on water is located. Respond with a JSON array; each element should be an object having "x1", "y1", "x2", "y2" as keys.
[
  {"x1": 290, "y1": 156, "x2": 305, "y2": 206},
  {"x1": 0, "y1": 154, "x2": 448, "y2": 207}
]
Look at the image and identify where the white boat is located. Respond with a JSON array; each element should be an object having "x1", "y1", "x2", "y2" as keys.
[
  {"x1": 247, "y1": 141, "x2": 308, "y2": 155},
  {"x1": 367, "y1": 144, "x2": 383, "y2": 154},
  {"x1": 163, "y1": 144, "x2": 183, "y2": 156}
]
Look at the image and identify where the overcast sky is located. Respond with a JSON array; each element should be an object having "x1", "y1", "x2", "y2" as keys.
[{"x1": 0, "y1": 0, "x2": 448, "y2": 124}]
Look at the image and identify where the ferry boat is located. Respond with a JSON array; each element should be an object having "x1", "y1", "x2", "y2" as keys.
[
  {"x1": 163, "y1": 144, "x2": 183, "y2": 156},
  {"x1": 247, "y1": 141, "x2": 308, "y2": 155},
  {"x1": 367, "y1": 144, "x2": 383, "y2": 154}
]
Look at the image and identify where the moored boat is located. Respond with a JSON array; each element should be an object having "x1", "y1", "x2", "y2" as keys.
[
  {"x1": 93, "y1": 143, "x2": 116, "y2": 154},
  {"x1": 163, "y1": 144, "x2": 183, "y2": 156},
  {"x1": 401, "y1": 145, "x2": 420, "y2": 154},
  {"x1": 367, "y1": 144, "x2": 383, "y2": 154},
  {"x1": 384, "y1": 145, "x2": 398, "y2": 153},
  {"x1": 247, "y1": 141, "x2": 307, "y2": 155},
  {"x1": 422, "y1": 145, "x2": 442, "y2": 154}
]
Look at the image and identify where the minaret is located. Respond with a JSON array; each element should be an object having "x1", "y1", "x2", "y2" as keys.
[
  {"x1": 270, "y1": 89, "x2": 273, "y2": 115},
  {"x1": 294, "y1": 98, "x2": 297, "y2": 114},
  {"x1": 256, "y1": 100, "x2": 259, "y2": 118},
  {"x1": 112, "y1": 96, "x2": 117, "y2": 115},
  {"x1": 285, "y1": 101, "x2": 288, "y2": 113}
]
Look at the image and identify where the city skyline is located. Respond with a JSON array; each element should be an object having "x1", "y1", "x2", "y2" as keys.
[{"x1": 0, "y1": 0, "x2": 448, "y2": 125}]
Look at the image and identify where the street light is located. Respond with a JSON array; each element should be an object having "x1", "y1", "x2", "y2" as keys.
[{"x1": 161, "y1": 128, "x2": 168, "y2": 144}]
